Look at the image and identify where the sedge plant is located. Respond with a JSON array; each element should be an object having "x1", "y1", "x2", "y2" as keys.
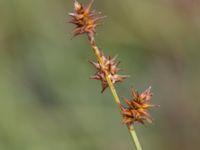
[{"x1": 68, "y1": 1, "x2": 156, "y2": 149}]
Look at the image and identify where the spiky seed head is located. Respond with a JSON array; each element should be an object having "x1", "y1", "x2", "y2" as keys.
[
  {"x1": 120, "y1": 87, "x2": 155, "y2": 126},
  {"x1": 68, "y1": 0, "x2": 104, "y2": 37},
  {"x1": 90, "y1": 51, "x2": 128, "y2": 93}
]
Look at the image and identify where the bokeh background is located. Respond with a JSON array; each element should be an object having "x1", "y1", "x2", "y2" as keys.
[{"x1": 0, "y1": 0, "x2": 200, "y2": 150}]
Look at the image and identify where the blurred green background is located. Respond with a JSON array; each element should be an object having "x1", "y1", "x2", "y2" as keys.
[{"x1": 0, "y1": 0, "x2": 200, "y2": 150}]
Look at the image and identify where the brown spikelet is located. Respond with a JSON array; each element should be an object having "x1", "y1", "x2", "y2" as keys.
[
  {"x1": 120, "y1": 87, "x2": 155, "y2": 126},
  {"x1": 68, "y1": 0, "x2": 105, "y2": 37},
  {"x1": 89, "y1": 51, "x2": 128, "y2": 93}
]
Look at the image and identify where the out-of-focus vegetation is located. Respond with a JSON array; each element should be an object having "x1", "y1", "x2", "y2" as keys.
[{"x1": 0, "y1": 0, "x2": 200, "y2": 150}]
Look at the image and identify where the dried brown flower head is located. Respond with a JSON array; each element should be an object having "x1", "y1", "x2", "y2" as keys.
[
  {"x1": 120, "y1": 87, "x2": 154, "y2": 126},
  {"x1": 68, "y1": 0, "x2": 104, "y2": 37},
  {"x1": 90, "y1": 51, "x2": 128, "y2": 93}
]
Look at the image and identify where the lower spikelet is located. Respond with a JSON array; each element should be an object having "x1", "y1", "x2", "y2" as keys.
[{"x1": 120, "y1": 87, "x2": 155, "y2": 125}]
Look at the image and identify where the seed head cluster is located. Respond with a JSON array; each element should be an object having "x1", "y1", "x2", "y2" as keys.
[
  {"x1": 68, "y1": 0, "x2": 156, "y2": 127},
  {"x1": 120, "y1": 87, "x2": 154, "y2": 125},
  {"x1": 90, "y1": 51, "x2": 128, "y2": 93},
  {"x1": 68, "y1": 0, "x2": 104, "y2": 37}
]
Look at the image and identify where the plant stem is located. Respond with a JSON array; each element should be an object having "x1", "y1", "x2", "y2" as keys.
[
  {"x1": 88, "y1": 35, "x2": 143, "y2": 150},
  {"x1": 129, "y1": 125, "x2": 143, "y2": 150}
]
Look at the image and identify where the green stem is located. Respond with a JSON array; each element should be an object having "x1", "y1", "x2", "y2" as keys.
[{"x1": 129, "y1": 125, "x2": 143, "y2": 150}]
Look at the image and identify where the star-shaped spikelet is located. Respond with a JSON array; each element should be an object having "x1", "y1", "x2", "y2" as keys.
[
  {"x1": 120, "y1": 87, "x2": 155, "y2": 126},
  {"x1": 68, "y1": 0, "x2": 104, "y2": 37},
  {"x1": 90, "y1": 51, "x2": 128, "y2": 93}
]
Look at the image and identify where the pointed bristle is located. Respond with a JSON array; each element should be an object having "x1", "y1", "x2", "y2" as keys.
[
  {"x1": 87, "y1": 0, "x2": 94, "y2": 11},
  {"x1": 74, "y1": 0, "x2": 82, "y2": 11}
]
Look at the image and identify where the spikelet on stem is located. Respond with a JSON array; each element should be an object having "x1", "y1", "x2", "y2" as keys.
[
  {"x1": 120, "y1": 87, "x2": 155, "y2": 126},
  {"x1": 89, "y1": 51, "x2": 128, "y2": 93},
  {"x1": 69, "y1": 0, "x2": 104, "y2": 37}
]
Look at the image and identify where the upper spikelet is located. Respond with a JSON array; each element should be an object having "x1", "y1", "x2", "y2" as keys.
[{"x1": 69, "y1": 0, "x2": 104, "y2": 37}]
